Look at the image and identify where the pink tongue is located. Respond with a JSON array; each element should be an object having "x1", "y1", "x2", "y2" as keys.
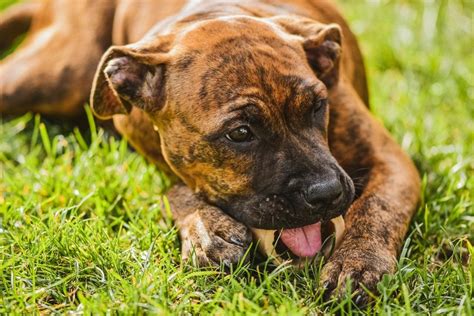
[{"x1": 280, "y1": 222, "x2": 322, "y2": 258}]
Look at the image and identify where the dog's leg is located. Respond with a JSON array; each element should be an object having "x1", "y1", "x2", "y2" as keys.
[
  {"x1": 0, "y1": 0, "x2": 115, "y2": 117},
  {"x1": 0, "y1": 1, "x2": 40, "y2": 53},
  {"x1": 167, "y1": 183, "x2": 252, "y2": 266},
  {"x1": 321, "y1": 82, "x2": 421, "y2": 304}
]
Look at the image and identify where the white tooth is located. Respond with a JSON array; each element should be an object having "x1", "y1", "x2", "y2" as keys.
[
  {"x1": 331, "y1": 216, "x2": 345, "y2": 249},
  {"x1": 321, "y1": 215, "x2": 345, "y2": 258},
  {"x1": 250, "y1": 228, "x2": 281, "y2": 262}
]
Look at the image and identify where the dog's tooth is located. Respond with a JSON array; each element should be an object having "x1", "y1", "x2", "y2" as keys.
[
  {"x1": 250, "y1": 228, "x2": 280, "y2": 262},
  {"x1": 331, "y1": 216, "x2": 345, "y2": 249}
]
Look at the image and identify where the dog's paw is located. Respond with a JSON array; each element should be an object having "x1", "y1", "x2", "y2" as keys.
[
  {"x1": 179, "y1": 206, "x2": 252, "y2": 267},
  {"x1": 320, "y1": 239, "x2": 397, "y2": 306}
]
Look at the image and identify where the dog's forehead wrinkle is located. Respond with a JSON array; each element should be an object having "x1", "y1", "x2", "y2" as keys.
[
  {"x1": 224, "y1": 88, "x2": 265, "y2": 107},
  {"x1": 193, "y1": 60, "x2": 286, "y2": 109},
  {"x1": 198, "y1": 73, "x2": 320, "y2": 137}
]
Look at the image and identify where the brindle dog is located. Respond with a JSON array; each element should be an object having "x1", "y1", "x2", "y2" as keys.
[{"x1": 0, "y1": 0, "x2": 420, "y2": 305}]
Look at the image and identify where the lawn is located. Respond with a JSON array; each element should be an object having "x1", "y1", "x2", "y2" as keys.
[{"x1": 0, "y1": 0, "x2": 472, "y2": 314}]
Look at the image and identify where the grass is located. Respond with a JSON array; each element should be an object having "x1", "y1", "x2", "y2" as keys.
[{"x1": 0, "y1": 0, "x2": 473, "y2": 314}]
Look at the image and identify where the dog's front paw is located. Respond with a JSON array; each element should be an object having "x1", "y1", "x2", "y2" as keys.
[
  {"x1": 179, "y1": 206, "x2": 252, "y2": 267},
  {"x1": 320, "y1": 239, "x2": 397, "y2": 306}
]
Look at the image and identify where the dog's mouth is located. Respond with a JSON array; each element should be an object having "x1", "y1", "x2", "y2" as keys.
[{"x1": 250, "y1": 216, "x2": 345, "y2": 265}]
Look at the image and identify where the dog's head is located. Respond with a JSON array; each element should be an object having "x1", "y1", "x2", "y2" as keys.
[{"x1": 91, "y1": 15, "x2": 354, "y2": 229}]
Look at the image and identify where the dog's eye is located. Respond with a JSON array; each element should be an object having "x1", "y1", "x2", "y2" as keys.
[
  {"x1": 226, "y1": 126, "x2": 254, "y2": 142},
  {"x1": 313, "y1": 99, "x2": 328, "y2": 115}
]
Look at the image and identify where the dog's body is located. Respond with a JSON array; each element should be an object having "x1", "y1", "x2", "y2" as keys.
[{"x1": 0, "y1": 0, "x2": 420, "y2": 304}]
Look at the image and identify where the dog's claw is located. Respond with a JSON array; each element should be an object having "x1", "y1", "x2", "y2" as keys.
[
  {"x1": 354, "y1": 293, "x2": 367, "y2": 307},
  {"x1": 321, "y1": 281, "x2": 330, "y2": 290},
  {"x1": 230, "y1": 236, "x2": 244, "y2": 247},
  {"x1": 321, "y1": 280, "x2": 336, "y2": 301}
]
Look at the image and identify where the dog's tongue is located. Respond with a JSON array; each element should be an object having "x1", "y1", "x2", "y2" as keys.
[{"x1": 280, "y1": 222, "x2": 322, "y2": 258}]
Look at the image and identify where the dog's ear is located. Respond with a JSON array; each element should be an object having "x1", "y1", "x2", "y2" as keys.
[
  {"x1": 270, "y1": 16, "x2": 342, "y2": 87},
  {"x1": 90, "y1": 43, "x2": 171, "y2": 119}
]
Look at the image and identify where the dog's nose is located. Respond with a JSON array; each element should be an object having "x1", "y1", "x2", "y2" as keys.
[{"x1": 304, "y1": 177, "x2": 343, "y2": 206}]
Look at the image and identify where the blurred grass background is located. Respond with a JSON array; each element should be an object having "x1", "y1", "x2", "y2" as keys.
[{"x1": 0, "y1": 0, "x2": 473, "y2": 314}]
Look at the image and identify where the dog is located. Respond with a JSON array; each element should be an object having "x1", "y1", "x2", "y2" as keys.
[{"x1": 0, "y1": 0, "x2": 420, "y2": 304}]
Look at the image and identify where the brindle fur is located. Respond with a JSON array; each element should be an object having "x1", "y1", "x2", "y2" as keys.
[{"x1": 0, "y1": 0, "x2": 420, "y2": 305}]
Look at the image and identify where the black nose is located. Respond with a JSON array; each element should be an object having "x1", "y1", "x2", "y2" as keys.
[{"x1": 304, "y1": 176, "x2": 343, "y2": 206}]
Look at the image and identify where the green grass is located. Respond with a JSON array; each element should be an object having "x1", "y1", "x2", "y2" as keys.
[{"x1": 0, "y1": 0, "x2": 473, "y2": 314}]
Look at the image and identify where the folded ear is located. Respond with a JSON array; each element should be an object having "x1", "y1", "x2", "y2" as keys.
[
  {"x1": 270, "y1": 16, "x2": 342, "y2": 87},
  {"x1": 90, "y1": 45, "x2": 170, "y2": 119}
]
